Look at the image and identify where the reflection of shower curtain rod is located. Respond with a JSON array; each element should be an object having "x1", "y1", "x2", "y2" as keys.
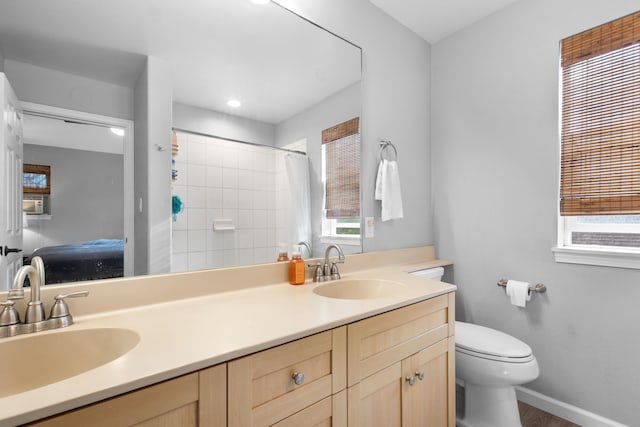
[{"x1": 172, "y1": 127, "x2": 306, "y2": 156}]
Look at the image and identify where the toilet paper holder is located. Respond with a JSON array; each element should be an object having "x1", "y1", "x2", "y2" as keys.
[{"x1": 497, "y1": 279, "x2": 546, "y2": 295}]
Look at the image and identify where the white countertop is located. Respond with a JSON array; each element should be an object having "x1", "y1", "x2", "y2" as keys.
[{"x1": 0, "y1": 256, "x2": 454, "y2": 426}]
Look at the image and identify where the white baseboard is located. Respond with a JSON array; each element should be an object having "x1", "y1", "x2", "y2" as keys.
[{"x1": 516, "y1": 386, "x2": 629, "y2": 427}]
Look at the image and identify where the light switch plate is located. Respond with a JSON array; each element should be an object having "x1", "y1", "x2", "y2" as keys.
[{"x1": 365, "y1": 217, "x2": 375, "y2": 238}]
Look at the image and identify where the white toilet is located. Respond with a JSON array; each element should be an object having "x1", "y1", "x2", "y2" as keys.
[{"x1": 411, "y1": 268, "x2": 540, "y2": 427}]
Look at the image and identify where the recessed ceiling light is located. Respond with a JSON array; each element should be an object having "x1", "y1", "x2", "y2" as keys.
[
  {"x1": 227, "y1": 99, "x2": 241, "y2": 108},
  {"x1": 110, "y1": 127, "x2": 125, "y2": 136},
  {"x1": 251, "y1": 0, "x2": 270, "y2": 4}
]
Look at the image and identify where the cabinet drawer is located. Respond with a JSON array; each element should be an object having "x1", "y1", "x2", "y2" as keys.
[
  {"x1": 229, "y1": 327, "x2": 346, "y2": 427},
  {"x1": 27, "y1": 373, "x2": 200, "y2": 427},
  {"x1": 272, "y1": 390, "x2": 346, "y2": 427},
  {"x1": 347, "y1": 293, "x2": 454, "y2": 386}
]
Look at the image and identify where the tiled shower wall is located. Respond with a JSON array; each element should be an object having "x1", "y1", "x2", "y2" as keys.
[{"x1": 171, "y1": 132, "x2": 294, "y2": 272}]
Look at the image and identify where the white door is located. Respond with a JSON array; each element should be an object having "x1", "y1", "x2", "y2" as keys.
[{"x1": 0, "y1": 73, "x2": 23, "y2": 291}]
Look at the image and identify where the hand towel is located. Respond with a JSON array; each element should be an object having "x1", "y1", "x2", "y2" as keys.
[
  {"x1": 505, "y1": 279, "x2": 532, "y2": 308},
  {"x1": 375, "y1": 159, "x2": 404, "y2": 222}
]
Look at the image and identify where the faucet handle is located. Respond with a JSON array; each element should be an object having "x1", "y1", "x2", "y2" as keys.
[
  {"x1": 307, "y1": 263, "x2": 325, "y2": 282},
  {"x1": 0, "y1": 300, "x2": 20, "y2": 326},
  {"x1": 330, "y1": 262, "x2": 341, "y2": 280},
  {"x1": 49, "y1": 291, "x2": 89, "y2": 319}
]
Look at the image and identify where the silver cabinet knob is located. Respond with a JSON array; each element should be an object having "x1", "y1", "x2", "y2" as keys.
[
  {"x1": 405, "y1": 375, "x2": 416, "y2": 386},
  {"x1": 415, "y1": 370, "x2": 425, "y2": 381},
  {"x1": 292, "y1": 372, "x2": 305, "y2": 385}
]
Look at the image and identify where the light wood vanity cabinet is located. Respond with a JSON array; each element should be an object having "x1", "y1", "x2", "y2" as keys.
[
  {"x1": 27, "y1": 364, "x2": 227, "y2": 427},
  {"x1": 347, "y1": 293, "x2": 456, "y2": 427},
  {"x1": 228, "y1": 327, "x2": 347, "y2": 427},
  {"x1": 25, "y1": 292, "x2": 454, "y2": 427}
]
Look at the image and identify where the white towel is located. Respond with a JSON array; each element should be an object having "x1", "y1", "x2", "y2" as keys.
[{"x1": 375, "y1": 159, "x2": 404, "y2": 222}]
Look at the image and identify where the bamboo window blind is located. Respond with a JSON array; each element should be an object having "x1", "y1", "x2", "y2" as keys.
[
  {"x1": 560, "y1": 10, "x2": 640, "y2": 216},
  {"x1": 322, "y1": 117, "x2": 360, "y2": 219}
]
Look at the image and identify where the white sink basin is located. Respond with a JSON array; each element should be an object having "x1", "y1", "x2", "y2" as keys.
[
  {"x1": 313, "y1": 279, "x2": 407, "y2": 300},
  {"x1": 0, "y1": 328, "x2": 140, "y2": 397}
]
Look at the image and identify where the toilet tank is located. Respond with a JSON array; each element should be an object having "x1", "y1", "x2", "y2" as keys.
[{"x1": 410, "y1": 267, "x2": 444, "y2": 281}]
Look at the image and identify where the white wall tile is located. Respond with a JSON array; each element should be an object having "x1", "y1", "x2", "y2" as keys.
[
  {"x1": 188, "y1": 164, "x2": 206, "y2": 186},
  {"x1": 188, "y1": 251, "x2": 207, "y2": 271},
  {"x1": 254, "y1": 228, "x2": 268, "y2": 248},
  {"x1": 206, "y1": 188, "x2": 223, "y2": 209},
  {"x1": 223, "y1": 189, "x2": 238, "y2": 209},
  {"x1": 238, "y1": 209, "x2": 253, "y2": 229},
  {"x1": 238, "y1": 189, "x2": 253, "y2": 209},
  {"x1": 238, "y1": 169, "x2": 253, "y2": 189},
  {"x1": 188, "y1": 229, "x2": 206, "y2": 252},
  {"x1": 188, "y1": 186, "x2": 206, "y2": 208},
  {"x1": 171, "y1": 253, "x2": 188, "y2": 273},
  {"x1": 187, "y1": 208, "x2": 206, "y2": 230},
  {"x1": 172, "y1": 229, "x2": 188, "y2": 253},
  {"x1": 223, "y1": 167, "x2": 238, "y2": 188}
]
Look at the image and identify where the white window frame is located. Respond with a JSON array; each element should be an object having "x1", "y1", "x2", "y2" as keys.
[{"x1": 553, "y1": 215, "x2": 640, "y2": 269}]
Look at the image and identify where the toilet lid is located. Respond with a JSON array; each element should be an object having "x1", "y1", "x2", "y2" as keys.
[{"x1": 455, "y1": 321, "x2": 532, "y2": 359}]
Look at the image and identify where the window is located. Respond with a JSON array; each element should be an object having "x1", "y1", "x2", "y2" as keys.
[
  {"x1": 23, "y1": 164, "x2": 50, "y2": 194},
  {"x1": 321, "y1": 117, "x2": 361, "y2": 241},
  {"x1": 554, "y1": 11, "x2": 640, "y2": 268},
  {"x1": 23, "y1": 164, "x2": 51, "y2": 216}
]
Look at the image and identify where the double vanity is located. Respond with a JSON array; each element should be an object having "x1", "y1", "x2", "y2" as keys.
[{"x1": 0, "y1": 246, "x2": 455, "y2": 426}]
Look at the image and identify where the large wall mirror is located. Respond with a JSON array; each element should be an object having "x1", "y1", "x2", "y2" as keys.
[{"x1": 0, "y1": 0, "x2": 362, "y2": 287}]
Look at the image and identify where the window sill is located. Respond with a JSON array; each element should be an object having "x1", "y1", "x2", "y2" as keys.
[
  {"x1": 320, "y1": 235, "x2": 361, "y2": 246},
  {"x1": 552, "y1": 246, "x2": 640, "y2": 269}
]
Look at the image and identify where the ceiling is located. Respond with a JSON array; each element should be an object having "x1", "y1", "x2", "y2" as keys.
[
  {"x1": 0, "y1": 0, "x2": 520, "y2": 125},
  {"x1": 369, "y1": 0, "x2": 520, "y2": 43},
  {"x1": 0, "y1": 0, "x2": 360, "y2": 124}
]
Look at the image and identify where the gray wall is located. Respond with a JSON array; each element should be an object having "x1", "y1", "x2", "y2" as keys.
[
  {"x1": 431, "y1": 0, "x2": 640, "y2": 424},
  {"x1": 4, "y1": 59, "x2": 133, "y2": 120},
  {"x1": 22, "y1": 144, "x2": 123, "y2": 254},
  {"x1": 134, "y1": 56, "x2": 173, "y2": 276},
  {"x1": 277, "y1": 0, "x2": 432, "y2": 252},
  {"x1": 275, "y1": 82, "x2": 361, "y2": 256},
  {"x1": 173, "y1": 102, "x2": 276, "y2": 146}
]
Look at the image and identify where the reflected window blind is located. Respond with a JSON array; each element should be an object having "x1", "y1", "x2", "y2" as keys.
[
  {"x1": 560, "y1": 10, "x2": 640, "y2": 216},
  {"x1": 323, "y1": 117, "x2": 360, "y2": 219}
]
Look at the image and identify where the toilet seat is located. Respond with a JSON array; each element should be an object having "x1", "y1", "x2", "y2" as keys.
[{"x1": 455, "y1": 321, "x2": 534, "y2": 363}]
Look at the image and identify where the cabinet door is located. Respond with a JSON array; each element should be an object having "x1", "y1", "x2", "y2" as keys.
[
  {"x1": 348, "y1": 337, "x2": 455, "y2": 427},
  {"x1": 228, "y1": 327, "x2": 346, "y2": 427},
  {"x1": 347, "y1": 363, "x2": 403, "y2": 427},
  {"x1": 402, "y1": 337, "x2": 455, "y2": 427}
]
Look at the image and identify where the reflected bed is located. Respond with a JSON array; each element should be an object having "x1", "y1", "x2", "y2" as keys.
[{"x1": 24, "y1": 239, "x2": 124, "y2": 284}]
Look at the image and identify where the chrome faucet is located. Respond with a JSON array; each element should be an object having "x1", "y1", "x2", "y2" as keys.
[
  {"x1": 15, "y1": 256, "x2": 46, "y2": 323},
  {"x1": 297, "y1": 241, "x2": 312, "y2": 258},
  {"x1": 0, "y1": 256, "x2": 88, "y2": 338},
  {"x1": 310, "y1": 244, "x2": 345, "y2": 282}
]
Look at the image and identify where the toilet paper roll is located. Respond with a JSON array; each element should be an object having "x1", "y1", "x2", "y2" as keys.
[{"x1": 506, "y1": 280, "x2": 531, "y2": 308}]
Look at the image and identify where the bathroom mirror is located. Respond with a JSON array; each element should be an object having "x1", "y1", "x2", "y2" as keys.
[{"x1": 0, "y1": 0, "x2": 362, "y2": 285}]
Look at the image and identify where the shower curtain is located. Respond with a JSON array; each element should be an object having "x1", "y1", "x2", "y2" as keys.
[{"x1": 285, "y1": 153, "x2": 311, "y2": 256}]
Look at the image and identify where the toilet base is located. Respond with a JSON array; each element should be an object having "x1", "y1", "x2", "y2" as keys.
[{"x1": 456, "y1": 383, "x2": 522, "y2": 427}]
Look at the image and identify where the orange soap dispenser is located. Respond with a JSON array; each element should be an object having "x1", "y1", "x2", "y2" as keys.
[{"x1": 288, "y1": 251, "x2": 305, "y2": 285}]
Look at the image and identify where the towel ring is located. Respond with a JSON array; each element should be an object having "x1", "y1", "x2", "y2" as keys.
[{"x1": 379, "y1": 140, "x2": 398, "y2": 161}]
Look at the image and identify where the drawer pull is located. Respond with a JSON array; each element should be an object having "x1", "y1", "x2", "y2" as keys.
[
  {"x1": 415, "y1": 370, "x2": 425, "y2": 381},
  {"x1": 292, "y1": 371, "x2": 305, "y2": 385},
  {"x1": 405, "y1": 375, "x2": 416, "y2": 386}
]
